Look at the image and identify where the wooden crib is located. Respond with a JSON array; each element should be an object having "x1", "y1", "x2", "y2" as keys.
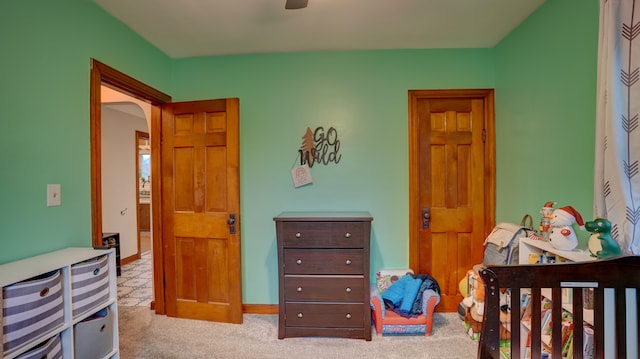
[{"x1": 478, "y1": 255, "x2": 640, "y2": 359}]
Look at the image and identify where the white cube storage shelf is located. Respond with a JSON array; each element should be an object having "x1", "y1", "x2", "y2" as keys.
[{"x1": 0, "y1": 247, "x2": 119, "y2": 359}]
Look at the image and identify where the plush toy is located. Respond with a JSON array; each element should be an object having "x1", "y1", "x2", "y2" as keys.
[
  {"x1": 585, "y1": 218, "x2": 623, "y2": 259},
  {"x1": 540, "y1": 201, "x2": 556, "y2": 218},
  {"x1": 463, "y1": 305, "x2": 483, "y2": 340},
  {"x1": 538, "y1": 201, "x2": 557, "y2": 241},
  {"x1": 588, "y1": 232, "x2": 602, "y2": 257},
  {"x1": 549, "y1": 206, "x2": 585, "y2": 251},
  {"x1": 500, "y1": 309, "x2": 511, "y2": 340},
  {"x1": 460, "y1": 266, "x2": 511, "y2": 341},
  {"x1": 461, "y1": 266, "x2": 485, "y2": 340},
  {"x1": 499, "y1": 289, "x2": 511, "y2": 340}
]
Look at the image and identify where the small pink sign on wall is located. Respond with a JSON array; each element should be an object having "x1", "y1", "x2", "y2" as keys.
[{"x1": 291, "y1": 164, "x2": 313, "y2": 188}]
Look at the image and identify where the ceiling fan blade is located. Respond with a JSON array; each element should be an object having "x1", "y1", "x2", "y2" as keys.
[{"x1": 285, "y1": 0, "x2": 308, "y2": 10}]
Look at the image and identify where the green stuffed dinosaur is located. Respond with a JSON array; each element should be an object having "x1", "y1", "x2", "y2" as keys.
[{"x1": 585, "y1": 218, "x2": 623, "y2": 259}]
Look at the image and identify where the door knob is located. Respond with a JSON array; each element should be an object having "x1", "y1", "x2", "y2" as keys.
[
  {"x1": 227, "y1": 213, "x2": 236, "y2": 234},
  {"x1": 422, "y1": 208, "x2": 430, "y2": 229}
]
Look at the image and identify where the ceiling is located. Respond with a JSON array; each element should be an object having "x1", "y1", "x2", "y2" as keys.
[{"x1": 94, "y1": 0, "x2": 546, "y2": 59}]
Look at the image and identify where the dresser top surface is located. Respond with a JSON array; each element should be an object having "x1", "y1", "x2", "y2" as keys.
[{"x1": 274, "y1": 211, "x2": 373, "y2": 222}]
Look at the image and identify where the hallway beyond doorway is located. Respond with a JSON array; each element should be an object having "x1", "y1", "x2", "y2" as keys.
[
  {"x1": 118, "y1": 251, "x2": 153, "y2": 307},
  {"x1": 140, "y1": 230, "x2": 151, "y2": 254}
]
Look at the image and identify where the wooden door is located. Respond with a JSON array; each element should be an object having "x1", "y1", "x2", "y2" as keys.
[
  {"x1": 409, "y1": 89, "x2": 495, "y2": 312},
  {"x1": 161, "y1": 98, "x2": 242, "y2": 323}
]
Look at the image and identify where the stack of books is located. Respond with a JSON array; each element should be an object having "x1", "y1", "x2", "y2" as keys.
[{"x1": 518, "y1": 291, "x2": 593, "y2": 359}]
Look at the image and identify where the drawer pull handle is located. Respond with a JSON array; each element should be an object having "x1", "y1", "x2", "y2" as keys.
[
  {"x1": 345, "y1": 287, "x2": 352, "y2": 293},
  {"x1": 297, "y1": 312, "x2": 303, "y2": 318},
  {"x1": 297, "y1": 287, "x2": 303, "y2": 292},
  {"x1": 296, "y1": 259, "x2": 302, "y2": 265},
  {"x1": 345, "y1": 232, "x2": 351, "y2": 238},
  {"x1": 345, "y1": 259, "x2": 352, "y2": 265},
  {"x1": 346, "y1": 313, "x2": 352, "y2": 319},
  {"x1": 295, "y1": 232, "x2": 301, "y2": 238}
]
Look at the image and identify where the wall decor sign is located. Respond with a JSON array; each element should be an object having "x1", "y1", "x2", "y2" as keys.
[
  {"x1": 299, "y1": 126, "x2": 342, "y2": 168},
  {"x1": 291, "y1": 163, "x2": 313, "y2": 188}
]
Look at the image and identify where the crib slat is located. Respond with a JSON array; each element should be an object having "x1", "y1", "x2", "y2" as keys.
[
  {"x1": 615, "y1": 288, "x2": 627, "y2": 359},
  {"x1": 572, "y1": 287, "x2": 584, "y2": 359},
  {"x1": 509, "y1": 289, "x2": 520, "y2": 357},
  {"x1": 594, "y1": 287, "x2": 605, "y2": 359},
  {"x1": 637, "y1": 288, "x2": 640, "y2": 357},
  {"x1": 551, "y1": 287, "x2": 563, "y2": 359},
  {"x1": 531, "y1": 287, "x2": 542, "y2": 359}
]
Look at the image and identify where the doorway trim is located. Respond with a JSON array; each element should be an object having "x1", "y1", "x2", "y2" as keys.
[
  {"x1": 90, "y1": 59, "x2": 171, "y2": 313},
  {"x1": 136, "y1": 130, "x2": 150, "y2": 259},
  {"x1": 407, "y1": 89, "x2": 496, "y2": 271}
]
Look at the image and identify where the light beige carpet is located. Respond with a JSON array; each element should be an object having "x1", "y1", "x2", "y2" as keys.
[{"x1": 118, "y1": 307, "x2": 478, "y2": 359}]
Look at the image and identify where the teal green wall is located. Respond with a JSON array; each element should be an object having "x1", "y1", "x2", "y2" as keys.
[
  {"x1": 0, "y1": 0, "x2": 600, "y2": 305},
  {"x1": 0, "y1": 0, "x2": 171, "y2": 262},
  {"x1": 170, "y1": 50, "x2": 494, "y2": 303},
  {"x1": 494, "y1": 0, "x2": 599, "y2": 238}
]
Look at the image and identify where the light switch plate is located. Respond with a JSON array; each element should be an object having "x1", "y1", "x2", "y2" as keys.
[{"x1": 47, "y1": 184, "x2": 61, "y2": 206}]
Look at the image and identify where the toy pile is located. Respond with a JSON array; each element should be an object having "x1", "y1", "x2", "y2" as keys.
[
  {"x1": 458, "y1": 200, "x2": 625, "y2": 346},
  {"x1": 458, "y1": 265, "x2": 511, "y2": 341},
  {"x1": 536, "y1": 201, "x2": 622, "y2": 258}
]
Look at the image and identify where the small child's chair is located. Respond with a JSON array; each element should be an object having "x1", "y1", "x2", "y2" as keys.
[{"x1": 370, "y1": 269, "x2": 441, "y2": 336}]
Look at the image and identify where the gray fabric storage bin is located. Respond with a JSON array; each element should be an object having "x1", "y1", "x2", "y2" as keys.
[
  {"x1": 2, "y1": 270, "x2": 64, "y2": 354},
  {"x1": 71, "y1": 255, "x2": 110, "y2": 318},
  {"x1": 15, "y1": 334, "x2": 62, "y2": 359},
  {"x1": 73, "y1": 307, "x2": 113, "y2": 359}
]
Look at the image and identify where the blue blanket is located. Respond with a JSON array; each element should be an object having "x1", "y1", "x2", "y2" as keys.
[{"x1": 381, "y1": 273, "x2": 441, "y2": 317}]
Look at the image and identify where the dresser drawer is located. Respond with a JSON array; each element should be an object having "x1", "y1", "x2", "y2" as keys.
[
  {"x1": 283, "y1": 249, "x2": 364, "y2": 275},
  {"x1": 281, "y1": 221, "x2": 366, "y2": 248},
  {"x1": 284, "y1": 275, "x2": 364, "y2": 301},
  {"x1": 285, "y1": 303, "x2": 364, "y2": 328}
]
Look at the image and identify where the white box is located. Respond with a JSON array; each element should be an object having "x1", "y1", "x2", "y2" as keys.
[{"x1": 73, "y1": 307, "x2": 113, "y2": 359}]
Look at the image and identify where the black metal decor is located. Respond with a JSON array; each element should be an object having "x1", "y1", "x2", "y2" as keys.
[{"x1": 299, "y1": 126, "x2": 342, "y2": 168}]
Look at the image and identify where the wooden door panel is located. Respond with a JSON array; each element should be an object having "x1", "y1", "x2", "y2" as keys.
[
  {"x1": 429, "y1": 99, "x2": 472, "y2": 112},
  {"x1": 173, "y1": 213, "x2": 229, "y2": 237},
  {"x1": 175, "y1": 237, "x2": 198, "y2": 301},
  {"x1": 173, "y1": 237, "x2": 231, "y2": 302},
  {"x1": 173, "y1": 147, "x2": 196, "y2": 211},
  {"x1": 171, "y1": 134, "x2": 226, "y2": 147},
  {"x1": 205, "y1": 239, "x2": 230, "y2": 302},
  {"x1": 430, "y1": 208, "x2": 473, "y2": 232},
  {"x1": 163, "y1": 98, "x2": 242, "y2": 323},
  {"x1": 206, "y1": 146, "x2": 228, "y2": 211},
  {"x1": 409, "y1": 90, "x2": 495, "y2": 312}
]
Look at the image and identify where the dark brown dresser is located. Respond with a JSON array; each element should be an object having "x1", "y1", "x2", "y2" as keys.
[{"x1": 274, "y1": 211, "x2": 373, "y2": 341}]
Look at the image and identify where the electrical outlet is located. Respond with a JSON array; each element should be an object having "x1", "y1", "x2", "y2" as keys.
[{"x1": 47, "y1": 184, "x2": 61, "y2": 206}]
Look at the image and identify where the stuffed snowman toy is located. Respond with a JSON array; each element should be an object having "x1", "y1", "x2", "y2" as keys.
[{"x1": 549, "y1": 206, "x2": 585, "y2": 251}]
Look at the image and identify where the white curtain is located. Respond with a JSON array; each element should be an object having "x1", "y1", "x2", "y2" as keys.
[{"x1": 594, "y1": 0, "x2": 640, "y2": 254}]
